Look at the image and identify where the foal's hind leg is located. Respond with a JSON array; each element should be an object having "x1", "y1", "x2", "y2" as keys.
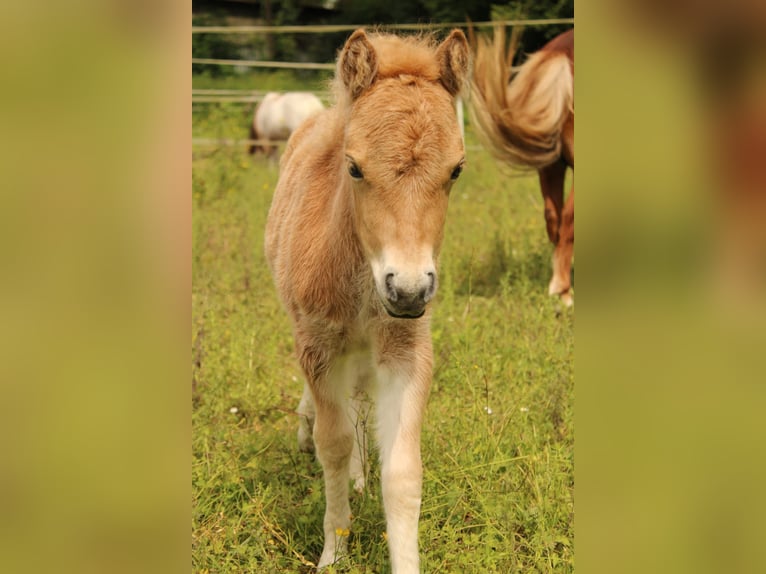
[
  {"x1": 297, "y1": 383, "x2": 315, "y2": 453},
  {"x1": 349, "y1": 387, "x2": 371, "y2": 494},
  {"x1": 539, "y1": 160, "x2": 572, "y2": 304},
  {"x1": 297, "y1": 381, "x2": 369, "y2": 479}
]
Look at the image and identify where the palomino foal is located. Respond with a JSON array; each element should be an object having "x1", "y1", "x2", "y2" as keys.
[{"x1": 265, "y1": 29, "x2": 470, "y2": 572}]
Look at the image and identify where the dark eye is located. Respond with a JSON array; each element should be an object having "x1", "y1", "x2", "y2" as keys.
[
  {"x1": 450, "y1": 162, "x2": 464, "y2": 180},
  {"x1": 348, "y1": 162, "x2": 363, "y2": 180}
]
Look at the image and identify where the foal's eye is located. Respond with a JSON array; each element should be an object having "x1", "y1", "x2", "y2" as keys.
[
  {"x1": 348, "y1": 162, "x2": 363, "y2": 180},
  {"x1": 450, "y1": 162, "x2": 464, "y2": 180}
]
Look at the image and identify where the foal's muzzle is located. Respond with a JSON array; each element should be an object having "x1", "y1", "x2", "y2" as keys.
[{"x1": 381, "y1": 270, "x2": 436, "y2": 319}]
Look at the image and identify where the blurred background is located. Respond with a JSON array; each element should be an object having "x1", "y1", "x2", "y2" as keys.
[
  {"x1": 578, "y1": 2, "x2": 766, "y2": 574},
  {"x1": 192, "y1": 0, "x2": 573, "y2": 73},
  {"x1": 191, "y1": 0, "x2": 574, "y2": 148}
]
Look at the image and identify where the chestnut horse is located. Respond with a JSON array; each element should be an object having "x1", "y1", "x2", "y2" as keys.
[
  {"x1": 470, "y1": 27, "x2": 575, "y2": 305},
  {"x1": 264, "y1": 29, "x2": 470, "y2": 572},
  {"x1": 248, "y1": 91, "x2": 324, "y2": 155}
]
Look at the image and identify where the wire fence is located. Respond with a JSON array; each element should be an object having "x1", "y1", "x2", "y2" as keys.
[
  {"x1": 192, "y1": 18, "x2": 574, "y2": 71},
  {"x1": 192, "y1": 89, "x2": 332, "y2": 104},
  {"x1": 192, "y1": 18, "x2": 573, "y2": 146},
  {"x1": 193, "y1": 138, "x2": 284, "y2": 148},
  {"x1": 191, "y1": 18, "x2": 575, "y2": 35},
  {"x1": 192, "y1": 58, "x2": 335, "y2": 71}
]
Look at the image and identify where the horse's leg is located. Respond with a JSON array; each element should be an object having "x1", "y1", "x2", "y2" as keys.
[
  {"x1": 296, "y1": 382, "x2": 315, "y2": 453},
  {"x1": 538, "y1": 160, "x2": 570, "y2": 302},
  {"x1": 313, "y1": 388, "x2": 354, "y2": 569},
  {"x1": 557, "y1": 184, "x2": 574, "y2": 307},
  {"x1": 269, "y1": 143, "x2": 283, "y2": 165},
  {"x1": 248, "y1": 122, "x2": 258, "y2": 155},
  {"x1": 375, "y1": 328, "x2": 431, "y2": 574},
  {"x1": 296, "y1": 336, "x2": 354, "y2": 569},
  {"x1": 349, "y1": 385, "x2": 370, "y2": 494}
]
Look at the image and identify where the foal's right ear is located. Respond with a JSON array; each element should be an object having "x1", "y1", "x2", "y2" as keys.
[{"x1": 339, "y1": 29, "x2": 378, "y2": 101}]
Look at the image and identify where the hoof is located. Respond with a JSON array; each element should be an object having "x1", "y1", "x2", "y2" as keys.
[
  {"x1": 548, "y1": 276, "x2": 573, "y2": 308},
  {"x1": 352, "y1": 474, "x2": 365, "y2": 494},
  {"x1": 317, "y1": 542, "x2": 347, "y2": 571},
  {"x1": 548, "y1": 275, "x2": 570, "y2": 298},
  {"x1": 559, "y1": 291, "x2": 574, "y2": 307},
  {"x1": 297, "y1": 416, "x2": 315, "y2": 453}
]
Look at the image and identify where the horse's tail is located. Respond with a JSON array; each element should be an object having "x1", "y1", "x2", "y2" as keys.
[{"x1": 470, "y1": 26, "x2": 573, "y2": 170}]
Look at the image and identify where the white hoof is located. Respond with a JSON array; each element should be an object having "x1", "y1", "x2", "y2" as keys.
[
  {"x1": 317, "y1": 539, "x2": 347, "y2": 571},
  {"x1": 548, "y1": 275, "x2": 569, "y2": 297},
  {"x1": 559, "y1": 291, "x2": 574, "y2": 307},
  {"x1": 297, "y1": 415, "x2": 315, "y2": 453},
  {"x1": 352, "y1": 474, "x2": 365, "y2": 494}
]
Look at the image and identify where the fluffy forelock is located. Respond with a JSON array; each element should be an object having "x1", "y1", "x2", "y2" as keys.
[{"x1": 332, "y1": 32, "x2": 441, "y2": 106}]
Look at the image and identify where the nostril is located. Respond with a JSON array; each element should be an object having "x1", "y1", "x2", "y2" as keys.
[
  {"x1": 424, "y1": 271, "x2": 436, "y2": 301},
  {"x1": 385, "y1": 273, "x2": 397, "y2": 302}
]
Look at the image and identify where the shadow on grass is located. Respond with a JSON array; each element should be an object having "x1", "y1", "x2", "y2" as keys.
[{"x1": 451, "y1": 234, "x2": 556, "y2": 298}]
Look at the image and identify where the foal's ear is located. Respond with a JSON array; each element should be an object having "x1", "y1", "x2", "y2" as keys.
[
  {"x1": 436, "y1": 29, "x2": 471, "y2": 97},
  {"x1": 339, "y1": 29, "x2": 378, "y2": 100}
]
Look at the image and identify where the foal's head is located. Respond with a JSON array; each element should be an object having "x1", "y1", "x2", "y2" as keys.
[{"x1": 337, "y1": 30, "x2": 470, "y2": 318}]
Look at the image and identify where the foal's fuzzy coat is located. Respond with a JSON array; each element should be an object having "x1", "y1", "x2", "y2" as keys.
[{"x1": 265, "y1": 29, "x2": 470, "y2": 572}]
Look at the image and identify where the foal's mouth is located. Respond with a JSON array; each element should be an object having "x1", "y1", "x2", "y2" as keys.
[{"x1": 384, "y1": 307, "x2": 426, "y2": 320}]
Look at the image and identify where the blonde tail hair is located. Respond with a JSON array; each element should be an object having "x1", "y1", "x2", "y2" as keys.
[{"x1": 470, "y1": 26, "x2": 573, "y2": 169}]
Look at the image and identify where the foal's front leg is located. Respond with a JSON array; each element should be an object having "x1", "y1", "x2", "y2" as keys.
[
  {"x1": 312, "y1": 388, "x2": 354, "y2": 569},
  {"x1": 296, "y1": 335, "x2": 355, "y2": 570},
  {"x1": 375, "y1": 334, "x2": 433, "y2": 574}
]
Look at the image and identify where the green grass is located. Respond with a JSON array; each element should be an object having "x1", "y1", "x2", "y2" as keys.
[{"x1": 192, "y1": 92, "x2": 574, "y2": 573}]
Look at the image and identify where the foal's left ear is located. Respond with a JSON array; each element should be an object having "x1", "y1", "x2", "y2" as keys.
[
  {"x1": 436, "y1": 29, "x2": 471, "y2": 97},
  {"x1": 339, "y1": 29, "x2": 378, "y2": 101}
]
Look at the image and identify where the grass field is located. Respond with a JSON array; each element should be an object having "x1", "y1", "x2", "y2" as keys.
[{"x1": 192, "y1": 93, "x2": 574, "y2": 573}]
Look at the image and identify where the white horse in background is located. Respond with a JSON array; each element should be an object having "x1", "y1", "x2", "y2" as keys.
[{"x1": 248, "y1": 91, "x2": 325, "y2": 156}]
